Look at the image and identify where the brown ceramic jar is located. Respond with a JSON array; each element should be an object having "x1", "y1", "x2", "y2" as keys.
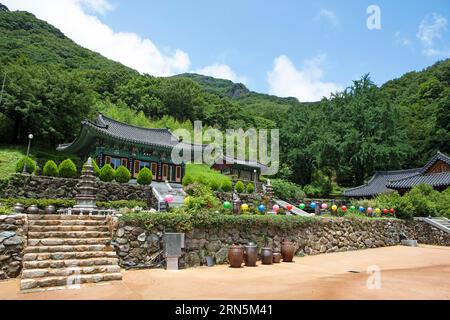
[
  {"x1": 261, "y1": 247, "x2": 273, "y2": 265},
  {"x1": 244, "y1": 243, "x2": 258, "y2": 267},
  {"x1": 228, "y1": 245, "x2": 244, "y2": 268},
  {"x1": 281, "y1": 240, "x2": 295, "y2": 262}
]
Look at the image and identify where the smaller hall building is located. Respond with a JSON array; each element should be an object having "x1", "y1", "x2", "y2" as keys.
[{"x1": 343, "y1": 152, "x2": 450, "y2": 198}]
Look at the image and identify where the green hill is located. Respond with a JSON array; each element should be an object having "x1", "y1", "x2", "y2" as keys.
[{"x1": 0, "y1": 2, "x2": 448, "y2": 190}]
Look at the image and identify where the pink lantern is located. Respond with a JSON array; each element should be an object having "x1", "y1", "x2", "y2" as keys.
[
  {"x1": 367, "y1": 207, "x2": 373, "y2": 213},
  {"x1": 321, "y1": 203, "x2": 328, "y2": 210},
  {"x1": 165, "y1": 195, "x2": 174, "y2": 203},
  {"x1": 273, "y1": 205, "x2": 280, "y2": 213},
  {"x1": 286, "y1": 204, "x2": 293, "y2": 211}
]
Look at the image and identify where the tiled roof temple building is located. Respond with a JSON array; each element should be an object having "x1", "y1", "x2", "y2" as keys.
[{"x1": 343, "y1": 152, "x2": 450, "y2": 198}]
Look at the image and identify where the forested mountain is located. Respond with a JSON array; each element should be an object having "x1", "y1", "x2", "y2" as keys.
[{"x1": 0, "y1": 3, "x2": 448, "y2": 191}]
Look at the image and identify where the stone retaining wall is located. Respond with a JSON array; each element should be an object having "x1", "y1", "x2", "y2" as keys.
[
  {"x1": 1, "y1": 174, "x2": 154, "y2": 206},
  {"x1": 113, "y1": 218, "x2": 450, "y2": 269},
  {"x1": 0, "y1": 214, "x2": 26, "y2": 280}
]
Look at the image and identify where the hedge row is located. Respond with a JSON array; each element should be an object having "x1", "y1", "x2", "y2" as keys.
[
  {"x1": 0, "y1": 198, "x2": 148, "y2": 210},
  {"x1": 15, "y1": 157, "x2": 153, "y2": 185},
  {"x1": 120, "y1": 211, "x2": 316, "y2": 233}
]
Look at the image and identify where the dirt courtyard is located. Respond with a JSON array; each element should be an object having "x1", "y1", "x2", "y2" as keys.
[{"x1": 0, "y1": 245, "x2": 449, "y2": 300}]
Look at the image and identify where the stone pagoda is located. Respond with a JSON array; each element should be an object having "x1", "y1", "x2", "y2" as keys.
[{"x1": 73, "y1": 157, "x2": 98, "y2": 212}]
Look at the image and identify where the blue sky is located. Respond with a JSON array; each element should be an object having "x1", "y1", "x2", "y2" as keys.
[{"x1": 4, "y1": 0, "x2": 450, "y2": 101}]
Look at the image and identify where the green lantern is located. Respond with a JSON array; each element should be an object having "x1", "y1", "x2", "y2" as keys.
[
  {"x1": 299, "y1": 203, "x2": 306, "y2": 210},
  {"x1": 223, "y1": 201, "x2": 232, "y2": 210},
  {"x1": 350, "y1": 205, "x2": 356, "y2": 211}
]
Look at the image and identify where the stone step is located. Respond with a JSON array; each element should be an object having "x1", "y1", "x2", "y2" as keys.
[
  {"x1": 28, "y1": 219, "x2": 107, "y2": 226},
  {"x1": 24, "y1": 251, "x2": 118, "y2": 262},
  {"x1": 23, "y1": 257, "x2": 119, "y2": 269},
  {"x1": 27, "y1": 215, "x2": 107, "y2": 221},
  {"x1": 20, "y1": 272, "x2": 123, "y2": 291},
  {"x1": 27, "y1": 238, "x2": 110, "y2": 247},
  {"x1": 28, "y1": 231, "x2": 110, "y2": 239},
  {"x1": 25, "y1": 243, "x2": 112, "y2": 254},
  {"x1": 28, "y1": 225, "x2": 109, "y2": 232},
  {"x1": 22, "y1": 265, "x2": 121, "y2": 279}
]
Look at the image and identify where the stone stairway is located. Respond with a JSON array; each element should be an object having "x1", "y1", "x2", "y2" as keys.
[{"x1": 21, "y1": 215, "x2": 122, "y2": 291}]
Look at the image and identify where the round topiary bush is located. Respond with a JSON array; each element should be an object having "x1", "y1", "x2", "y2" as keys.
[
  {"x1": 83, "y1": 159, "x2": 100, "y2": 176},
  {"x1": 58, "y1": 159, "x2": 77, "y2": 178},
  {"x1": 182, "y1": 174, "x2": 194, "y2": 186},
  {"x1": 15, "y1": 156, "x2": 37, "y2": 174},
  {"x1": 43, "y1": 160, "x2": 59, "y2": 177},
  {"x1": 99, "y1": 164, "x2": 115, "y2": 182},
  {"x1": 137, "y1": 167, "x2": 153, "y2": 185},
  {"x1": 209, "y1": 179, "x2": 220, "y2": 191},
  {"x1": 247, "y1": 182, "x2": 255, "y2": 193},
  {"x1": 235, "y1": 180, "x2": 245, "y2": 193},
  {"x1": 220, "y1": 179, "x2": 233, "y2": 192},
  {"x1": 115, "y1": 165, "x2": 131, "y2": 183}
]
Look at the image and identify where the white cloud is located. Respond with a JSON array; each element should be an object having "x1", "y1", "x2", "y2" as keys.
[
  {"x1": 416, "y1": 13, "x2": 449, "y2": 57},
  {"x1": 267, "y1": 54, "x2": 342, "y2": 102},
  {"x1": 3, "y1": 0, "x2": 191, "y2": 76},
  {"x1": 194, "y1": 63, "x2": 248, "y2": 84},
  {"x1": 315, "y1": 9, "x2": 339, "y2": 27}
]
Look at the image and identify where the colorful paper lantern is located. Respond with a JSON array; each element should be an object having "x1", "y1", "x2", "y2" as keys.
[
  {"x1": 341, "y1": 206, "x2": 347, "y2": 212},
  {"x1": 383, "y1": 208, "x2": 388, "y2": 214},
  {"x1": 367, "y1": 207, "x2": 373, "y2": 213},
  {"x1": 375, "y1": 208, "x2": 381, "y2": 214},
  {"x1": 286, "y1": 204, "x2": 293, "y2": 211},
  {"x1": 350, "y1": 206, "x2": 356, "y2": 211},
  {"x1": 359, "y1": 206, "x2": 365, "y2": 213},
  {"x1": 390, "y1": 208, "x2": 395, "y2": 214},
  {"x1": 321, "y1": 203, "x2": 328, "y2": 210},
  {"x1": 332, "y1": 205, "x2": 338, "y2": 211},
  {"x1": 310, "y1": 202, "x2": 317, "y2": 209},
  {"x1": 241, "y1": 204, "x2": 249, "y2": 211},
  {"x1": 183, "y1": 197, "x2": 191, "y2": 205},
  {"x1": 273, "y1": 205, "x2": 280, "y2": 213},
  {"x1": 299, "y1": 203, "x2": 306, "y2": 210},
  {"x1": 165, "y1": 195, "x2": 174, "y2": 203},
  {"x1": 223, "y1": 201, "x2": 232, "y2": 210},
  {"x1": 258, "y1": 205, "x2": 266, "y2": 213}
]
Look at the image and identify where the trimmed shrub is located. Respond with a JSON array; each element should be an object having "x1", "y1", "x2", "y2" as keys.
[
  {"x1": 272, "y1": 179, "x2": 305, "y2": 200},
  {"x1": 247, "y1": 182, "x2": 255, "y2": 193},
  {"x1": 99, "y1": 164, "x2": 115, "y2": 182},
  {"x1": 235, "y1": 180, "x2": 245, "y2": 193},
  {"x1": 137, "y1": 167, "x2": 153, "y2": 185},
  {"x1": 58, "y1": 159, "x2": 77, "y2": 178},
  {"x1": 220, "y1": 179, "x2": 233, "y2": 192},
  {"x1": 43, "y1": 160, "x2": 59, "y2": 177},
  {"x1": 209, "y1": 179, "x2": 220, "y2": 191},
  {"x1": 83, "y1": 159, "x2": 100, "y2": 176},
  {"x1": 115, "y1": 165, "x2": 131, "y2": 183},
  {"x1": 182, "y1": 174, "x2": 194, "y2": 186},
  {"x1": 15, "y1": 156, "x2": 36, "y2": 174}
]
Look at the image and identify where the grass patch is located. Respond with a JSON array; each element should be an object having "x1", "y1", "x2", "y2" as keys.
[
  {"x1": 185, "y1": 163, "x2": 231, "y2": 185},
  {"x1": 0, "y1": 145, "x2": 25, "y2": 177},
  {"x1": 0, "y1": 145, "x2": 81, "y2": 177}
]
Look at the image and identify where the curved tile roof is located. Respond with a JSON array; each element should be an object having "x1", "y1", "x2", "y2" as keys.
[
  {"x1": 342, "y1": 169, "x2": 420, "y2": 198},
  {"x1": 387, "y1": 172, "x2": 450, "y2": 189},
  {"x1": 343, "y1": 151, "x2": 450, "y2": 198},
  {"x1": 58, "y1": 114, "x2": 207, "y2": 152}
]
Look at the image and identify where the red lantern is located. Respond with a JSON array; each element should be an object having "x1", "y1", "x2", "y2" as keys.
[
  {"x1": 341, "y1": 206, "x2": 347, "y2": 212},
  {"x1": 286, "y1": 204, "x2": 293, "y2": 211},
  {"x1": 383, "y1": 209, "x2": 388, "y2": 214},
  {"x1": 390, "y1": 208, "x2": 395, "y2": 214}
]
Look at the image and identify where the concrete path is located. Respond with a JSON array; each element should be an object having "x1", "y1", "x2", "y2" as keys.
[
  {"x1": 275, "y1": 199, "x2": 314, "y2": 217},
  {"x1": 0, "y1": 245, "x2": 449, "y2": 300}
]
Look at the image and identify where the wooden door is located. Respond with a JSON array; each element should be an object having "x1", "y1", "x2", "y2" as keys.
[
  {"x1": 175, "y1": 166, "x2": 182, "y2": 183},
  {"x1": 162, "y1": 164, "x2": 169, "y2": 181}
]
